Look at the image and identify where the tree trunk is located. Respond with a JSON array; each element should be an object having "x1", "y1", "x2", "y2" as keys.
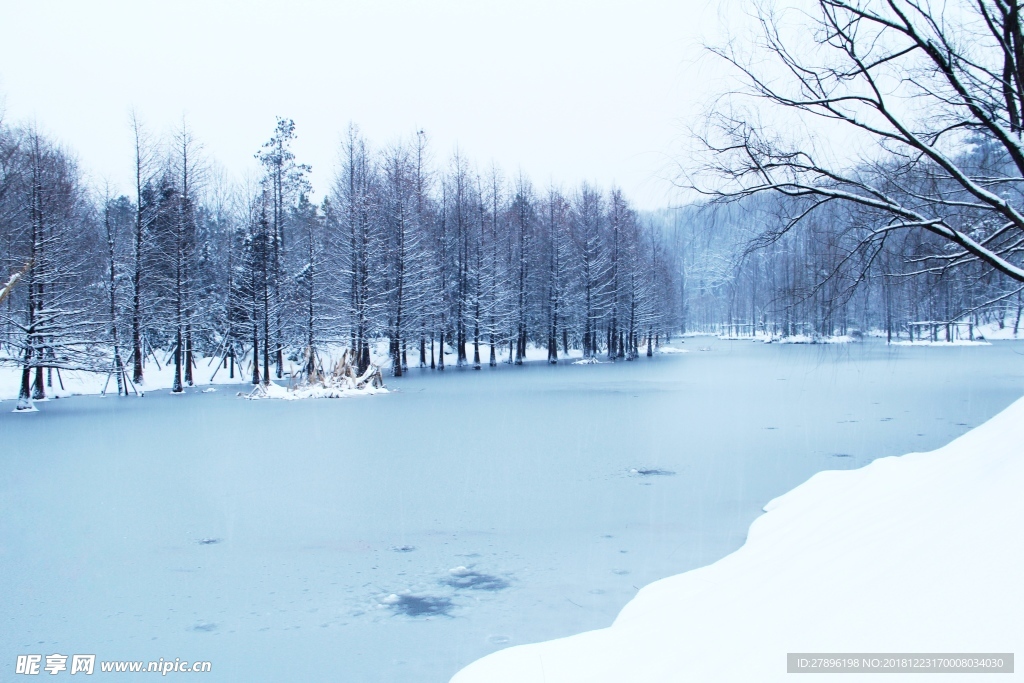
[
  {"x1": 252, "y1": 324, "x2": 260, "y2": 385},
  {"x1": 184, "y1": 324, "x2": 194, "y2": 386}
]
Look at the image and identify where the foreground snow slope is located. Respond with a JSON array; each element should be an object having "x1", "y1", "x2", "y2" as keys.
[{"x1": 453, "y1": 396, "x2": 1024, "y2": 683}]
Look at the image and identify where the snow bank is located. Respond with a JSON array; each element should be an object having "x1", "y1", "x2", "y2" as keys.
[
  {"x1": 977, "y1": 323, "x2": 1021, "y2": 341},
  {"x1": 242, "y1": 381, "x2": 387, "y2": 400},
  {"x1": 891, "y1": 339, "x2": 991, "y2": 347},
  {"x1": 452, "y1": 396, "x2": 1024, "y2": 683},
  {"x1": 0, "y1": 344, "x2": 394, "y2": 403},
  {"x1": 0, "y1": 342, "x2": 592, "y2": 403},
  {"x1": 0, "y1": 356, "x2": 254, "y2": 401}
]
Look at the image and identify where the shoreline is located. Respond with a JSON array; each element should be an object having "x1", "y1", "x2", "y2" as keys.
[{"x1": 452, "y1": 395, "x2": 1024, "y2": 682}]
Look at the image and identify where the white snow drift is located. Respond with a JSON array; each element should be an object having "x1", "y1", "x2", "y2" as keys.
[{"x1": 452, "y1": 395, "x2": 1024, "y2": 683}]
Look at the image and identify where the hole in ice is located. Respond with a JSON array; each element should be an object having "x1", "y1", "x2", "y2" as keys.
[
  {"x1": 444, "y1": 566, "x2": 509, "y2": 591},
  {"x1": 831, "y1": 453, "x2": 853, "y2": 458},
  {"x1": 390, "y1": 545, "x2": 416, "y2": 553},
  {"x1": 630, "y1": 468, "x2": 675, "y2": 476},
  {"x1": 381, "y1": 593, "x2": 453, "y2": 617},
  {"x1": 198, "y1": 538, "x2": 221, "y2": 545}
]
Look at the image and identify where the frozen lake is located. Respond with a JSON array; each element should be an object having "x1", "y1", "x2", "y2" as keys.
[{"x1": 2, "y1": 339, "x2": 1023, "y2": 681}]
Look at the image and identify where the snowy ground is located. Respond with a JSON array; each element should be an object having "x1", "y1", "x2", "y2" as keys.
[
  {"x1": 453, "y1": 390, "x2": 1024, "y2": 683},
  {"x1": 2, "y1": 340, "x2": 1023, "y2": 682},
  {"x1": 977, "y1": 320, "x2": 1022, "y2": 341},
  {"x1": 891, "y1": 339, "x2": 991, "y2": 347},
  {"x1": 0, "y1": 343, "x2": 584, "y2": 404}
]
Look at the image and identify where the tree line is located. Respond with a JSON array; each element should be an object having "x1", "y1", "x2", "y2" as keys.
[
  {"x1": 10, "y1": 0, "x2": 1024, "y2": 416},
  {"x1": 684, "y1": 0, "x2": 1024, "y2": 341},
  {"x1": 662, "y1": 152, "x2": 1024, "y2": 343},
  {"x1": 0, "y1": 116, "x2": 681, "y2": 409}
]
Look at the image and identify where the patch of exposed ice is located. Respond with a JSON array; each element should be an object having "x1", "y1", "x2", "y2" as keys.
[
  {"x1": 444, "y1": 566, "x2": 509, "y2": 591},
  {"x1": 381, "y1": 593, "x2": 453, "y2": 617}
]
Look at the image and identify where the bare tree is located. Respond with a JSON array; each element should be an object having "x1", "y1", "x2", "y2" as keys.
[
  {"x1": 697, "y1": 0, "x2": 1024, "y2": 302},
  {"x1": 128, "y1": 110, "x2": 153, "y2": 384},
  {"x1": 102, "y1": 190, "x2": 132, "y2": 395},
  {"x1": 257, "y1": 117, "x2": 310, "y2": 378},
  {"x1": 5, "y1": 128, "x2": 103, "y2": 410},
  {"x1": 165, "y1": 119, "x2": 204, "y2": 393}
]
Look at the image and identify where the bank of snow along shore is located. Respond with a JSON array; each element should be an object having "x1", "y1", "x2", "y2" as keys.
[{"x1": 452, "y1": 396, "x2": 1024, "y2": 682}]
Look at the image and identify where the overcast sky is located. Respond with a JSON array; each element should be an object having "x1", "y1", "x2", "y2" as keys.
[{"x1": 0, "y1": 1, "x2": 733, "y2": 210}]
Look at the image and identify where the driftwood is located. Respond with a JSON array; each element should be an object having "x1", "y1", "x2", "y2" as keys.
[
  {"x1": 244, "y1": 347, "x2": 384, "y2": 399},
  {"x1": 302, "y1": 347, "x2": 384, "y2": 391}
]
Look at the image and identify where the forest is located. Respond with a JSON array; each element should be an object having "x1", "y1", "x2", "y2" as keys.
[
  {"x1": 7, "y1": 0, "x2": 1024, "y2": 409},
  {"x1": 0, "y1": 117, "x2": 685, "y2": 409},
  {"x1": 3, "y1": 101, "x2": 1023, "y2": 409}
]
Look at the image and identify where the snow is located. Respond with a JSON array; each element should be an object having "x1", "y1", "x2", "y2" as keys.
[
  {"x1": 891, "y1": 339, "x2": 991, "y2": 347},
  {"x1": 452, "y1": 391, "x2": 1024, "y2": 683},
  {"x1": 243, "y1": 381, "x2": 387, "y2": 400},
  {"x1": 0, "y1": 343, "x2": 572, "y2": 404},
  {"x1": 3, "y1": 339, "x2": 1023, "y2": 682},
  {"x1": 769, "y1": 333, "x2": 856, "y2": 344},
  {"x1": 688, "y1": 332, "x2": 857, "y2": 344},
  {"x1": 976, "y1": 321, "x2": 1022, "y2": 341},
  {"x1": 0, "y1": 354, "x2": 264, "y2": 402},
  {"x1": 0, "y1": 267, "x2": 23, "y2": 302},
  {"x1": 656, "y1": 346, "x2": 688, "y2": 354}
]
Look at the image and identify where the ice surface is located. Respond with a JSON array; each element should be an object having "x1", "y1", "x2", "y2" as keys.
[
  {"x1": 454, "y1": 384, "x2": 1024, "y2": 683},
  {"x1": 1, "y1": 339, "x2": 1022, "y2": 682}
]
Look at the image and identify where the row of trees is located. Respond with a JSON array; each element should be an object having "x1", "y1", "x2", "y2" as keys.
[
  {"x1": 0, "y1": 116, "x2": 681, "y2": 409},
  {"x1": 681, "y1": 0, "x2": 1024, "y2": 340},
  {"x1": 10, "y1": 0, "x2": 1024, "y2": 415},
  {"x1": 662, "y1": 180, "x2": 1024, "y2": 341}
]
